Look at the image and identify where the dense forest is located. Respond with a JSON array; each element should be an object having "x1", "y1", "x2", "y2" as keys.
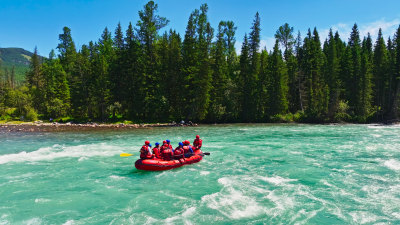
[{"x1": 1, "y1": 1, "x2": 400, "y2": 123}]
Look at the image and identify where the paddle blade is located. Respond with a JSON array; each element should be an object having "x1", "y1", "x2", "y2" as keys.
[
  {"x1": 120, "y1": 153, "x2": 133, "y2": 157},
  {"x1": 203, "y1": 152, "x2": 210, "y2": 155}
]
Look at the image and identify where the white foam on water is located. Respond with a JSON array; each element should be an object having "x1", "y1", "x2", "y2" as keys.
[
  {"x1": 25, "y1": 218, "x2": 42, "y2": 225},
  {"x1": 78, "y1": 157, "x2": 88, "y2": 161},
  {"x1": 0, "y1": 214, "x2": 9, "y2": 225},
  {"x1": 260, "y1": 176, "x2": 297, "y2": 185},
  {"x1": 392, "y1": 212, "x2": 400, "y2": 219},
  {"x1": 200, "y1": 171, "x2": 210, "y2": 176},
  {"x1": 34, "y1": 198, "x2": 50, "y2": 203},
  {"x1": 201, "y1": 177, "x2": 266, "y2": 220},
  {"x1": 62, "y1": 220, "x2": 75, "y2": 225},
  {"x1": 164, "y1": 207, "x2": 196, "y2": 225},
  {"x1": 0, "y1": 143, "x2": 122, "y2": 164},
  {"x1": 290, "y1": 151, "x2": 303, "y2": 155},
  {"x1": 349, "y1": 211, "x2": 379, "y2": 224},
  {"x1": 321, "y1": 179, "x2": 333, "y2": 187},
  {"x1": 109, "y1": 175, "x2": 126, "y2": 180},
  {"x1": 383, "y1": 159, "x2": 400, "y2": 171}
]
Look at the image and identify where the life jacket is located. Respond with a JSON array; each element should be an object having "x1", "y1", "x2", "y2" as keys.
[
  {"x1": 193, "y1": 138, "x2": 202, "y2": 149},
  {"x1": 152, "y1": 147, "x2": 161, "y2": 158},
  {"x1": 140, "y1": 145, "x2": 152, "y2": 159},
  {"x1": 174, "y1": 147, "x2": 183, "y2": 156},
  {"x1": 162, "y1": 148, "x2": 173, "y2": 161},
  {"x1": 160, "y1": 144, "x2": 170, "y2": 153}
]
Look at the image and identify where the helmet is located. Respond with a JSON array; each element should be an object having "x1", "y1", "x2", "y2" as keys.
[
  {"x1": 149, "y1": 144, "x2": 152, "y2": 147},
  {"x1": 155, "y1": 142, "x2": 159, "y2": 146},
  {"x1": 163, "y1": 140, "x2": 167, "y2": 144},
  {"x1": 179, "y1": 142, "x2": 183, "y2": 146},
  {"x1": 166, "y1": 139, "x2": 170, "y2": 143},
  {"x1": 184, "y1": 140, "x2": 189, "y2": 145},
  {"x1": 145, "y1": 140, "x2": 150, "y2": 145},
  {"x1": 196, "y1": 135, "x2": 200, "y2": 138}
]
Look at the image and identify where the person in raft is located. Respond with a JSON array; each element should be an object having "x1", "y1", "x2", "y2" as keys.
[
  {"x1": 152, "y1": 142, "x2": 161, "y2": 159},
  {"x1": 166, "y1": 139, "x2": 173, "y2": 149},
  {"x1": 161, "y1": 144, "x2": 174, "y2": 161},
  {"x1": 140, "y1": 141, "x2": 153, "y2": 159},
  {"x1": 173, "y1": 142, "x2": 184, "y2": 159},
  {"x1": 183, "y1": 140, "x2": 194, "y2": 157},
  {"x1": 160, "y1": 140, "x2": 166, "y2": 152},
  {"x1": 193, "y1": 135, "x2": 202, "y2": 150}
]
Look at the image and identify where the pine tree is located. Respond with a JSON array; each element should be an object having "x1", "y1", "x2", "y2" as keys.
[
  {"x1": 26, "y1": 47, "x2": 45, "y2": 113},
  {"x1": 57, "y1": 27, "x2": 77, "y2": 75},
  {"x1": 359, "y1": 36, "x2": 373, "y2": 121},
  {"x1": 223, "y1": 21, "x2": 239, "y2": 121},
  {"x1": 238, "y1": 34, "x2": 252, "y2": 121},
  {"x1": 208, "y1": 21, "x2": 228, "y2": 122},
  {"x1": 124, "y1": 22, "x2": 144, "y2": 120},
  {"x1": 136, "y1": 0, "x2": 169, "y2": 121},
  {"x1": 166, "y1": 30, "x2": 183, "y2": 120},
  {"x1": 266, "y1": 40, "x2": 288, "y2": 117},
  {"x1": 110, "y1": 22, "x2": 125, "y2": 109},
  {"x1": 300, "y1": 28, "x2": 327, "y2": 120},
  {"x1": 323, "y1": 29, "x2": 340, "y2": 119},
  {"x1": 258, "y1": 48, "x2": 269, "y2": 119},
  {"x1": 275, "y1": 23, "x2": 298, "y2": 113},
  {"x1": 182, "y1": 10, "x2": 199, "y2": 120},
  {"x1": 388, "y1": 26, "x2": 400, "y2": 120},
  {"x1": 192, "y1": 4, "x2": 213, "y2": 121},
  {"x1": 372, "y1": 28, "x2": 389, "y2": 119}
]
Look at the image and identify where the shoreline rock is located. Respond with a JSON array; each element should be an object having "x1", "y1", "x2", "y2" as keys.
[{"x1": 0, "y1": 122, "x2": 198, "y2": 133}]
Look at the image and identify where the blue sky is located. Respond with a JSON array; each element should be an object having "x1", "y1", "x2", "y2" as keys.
[{"x1": 1, "y1": 0, "x2": 400, "y2": 56}]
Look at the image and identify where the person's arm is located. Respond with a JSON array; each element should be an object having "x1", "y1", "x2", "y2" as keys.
[{"x1": 189, "y1": 146, "x2": 194, "y2": 153}]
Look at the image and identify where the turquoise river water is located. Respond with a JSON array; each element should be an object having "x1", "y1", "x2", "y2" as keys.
[{"x1": 0, "y1": 124, "x2": 400, "y2": 224}]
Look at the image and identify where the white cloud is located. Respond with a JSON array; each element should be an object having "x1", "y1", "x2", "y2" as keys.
[
  {"x1": 320, "y1": 18, "x2": 400, "y2": 44},
  {"x1": 235, "y1": 18, "x2": 400, "y2": 55}
]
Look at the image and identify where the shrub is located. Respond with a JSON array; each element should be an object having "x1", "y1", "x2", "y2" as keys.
[{"x1": 25, "y1": 106, "x2": 38, "y2": 121}]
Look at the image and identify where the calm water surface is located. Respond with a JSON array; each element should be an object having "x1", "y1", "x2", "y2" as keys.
[{"x1": 0, "y1": 124, "x2": 399, "y2": 224}]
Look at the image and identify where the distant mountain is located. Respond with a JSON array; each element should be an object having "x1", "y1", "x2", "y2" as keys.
[{"x1": 0, "y1": 47, "x2": 44, "y2": 83}]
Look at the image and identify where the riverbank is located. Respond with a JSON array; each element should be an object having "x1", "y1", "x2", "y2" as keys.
[{"x1": 0, "y1": 121, "x2": 198, "y2": 132}]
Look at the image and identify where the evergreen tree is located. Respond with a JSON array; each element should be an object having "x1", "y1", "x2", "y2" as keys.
[
  {"x1": 136, "y1": 0, "x2": 169, "y2": 120},
  {"x1": 266, "y1": 40, "x2": 288, "y2": 117},
  {"x1": 208, "y1": 21, "x2": 228, "y2": 122},
  {"x1": 57, "y1": 27, "x2": 77, "y2": 75},
  {"x1": 26, "y1": 47, "x2": 45, "y2": 113},
  {"x1": 192, "y1": 4, "x2": 213, "y2": 121},
  {"x1": 165, "y1": 30, "x2": 183, "y2": 120},
  {"x1": 372, "y1": 28, "x2": 389, "y2": 119},
  {"x1": 223, "y1": 21, "x2": 239, "y2": 121},
  {"x1": 388, "y1": 26, "x2": 400, "y2": 120},
  {"x1": 358, "y1": 36, "x2": 373, "y2": 121},
  {"x1": 110, "y1": 22, "x2": 125, "y2": 110},
  {"x1": 182, "y1": 10, "x2": 199, "y2": 120},
  {"x1": 275, "y1": 23, "x2": 298, "y2": 113},
  {"x1": 258, "y1": 48, "x2": 269, "y2": 119},
  {"x1": 323, "y1": 29, "x2": 341, "y2": 119},
  {"x1": 124, "y1": 23, "x2": 144, "y2": 120},
  {"x1": 300, "y1": 28, "x2": 328, "y2": 120},
  {"x1": 238, "y1": 13, "x2": 260, "y2": 122},
  {"x1": 238, "y1": 34, "x2": 252, "y2": 121}
]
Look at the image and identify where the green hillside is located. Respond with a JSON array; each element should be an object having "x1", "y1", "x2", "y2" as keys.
[{"x1": 0, "y1": 48, "x2": 43, "y2": 83}]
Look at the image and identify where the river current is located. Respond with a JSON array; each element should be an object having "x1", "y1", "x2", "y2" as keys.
[{"x1": 0, "y1": 124, "x2": 399, "y2": 224}]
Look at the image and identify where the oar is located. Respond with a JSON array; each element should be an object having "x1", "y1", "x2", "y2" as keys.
[
  {"x1": 202, "y1": 152, "x2": 210, "y2": 155},
  {"x1": 120, "y1": 153, "x2": 134, "y2": 157}
]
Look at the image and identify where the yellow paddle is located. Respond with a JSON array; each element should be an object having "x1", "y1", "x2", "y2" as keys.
[{"x1": 120, "y1": 153, "x2": 134, "y2": 157}]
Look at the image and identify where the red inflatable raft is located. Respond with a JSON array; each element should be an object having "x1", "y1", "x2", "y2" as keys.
[{"x1": 135, "y1": 149, "x2": 204, "y2": 171}]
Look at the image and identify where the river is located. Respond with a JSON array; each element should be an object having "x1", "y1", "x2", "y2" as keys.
[{"x1": 0, "y1": 124, "x2": 399, "y2": 224}]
